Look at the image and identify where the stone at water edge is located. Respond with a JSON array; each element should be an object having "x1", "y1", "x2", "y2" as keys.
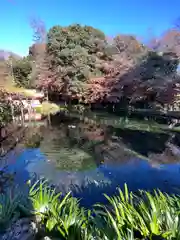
[{"x1": 0, "y1": 218, "x2": 38, "y2": 240}]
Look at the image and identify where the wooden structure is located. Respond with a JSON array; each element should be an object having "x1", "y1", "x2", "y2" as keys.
[{"x1": 0, "y1": 88, "x2": 44, "y2": 157}]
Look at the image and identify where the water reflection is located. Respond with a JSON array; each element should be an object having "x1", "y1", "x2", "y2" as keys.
[{"x1": 2, "y1": 112, "x2": 180, "y2": 207}]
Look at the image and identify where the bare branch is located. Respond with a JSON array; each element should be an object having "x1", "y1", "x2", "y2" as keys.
[{"x1": 29, "y1": 16, "x2": 47, "y2": 43}]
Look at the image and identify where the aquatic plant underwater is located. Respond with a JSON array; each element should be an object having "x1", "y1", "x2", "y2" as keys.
[{"x1": 1, "y1": 180, "x2": 180, "y2": 239}]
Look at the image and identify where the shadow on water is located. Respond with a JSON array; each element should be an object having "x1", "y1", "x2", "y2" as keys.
[{"x1": 3, "y1": 112, "x2": 180, "y2": 208}]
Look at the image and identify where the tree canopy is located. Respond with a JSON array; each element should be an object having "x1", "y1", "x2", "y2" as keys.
[
  {"x1": 42, "y1": 24, "x2": 113, "y2": 98},
  {"x1": 10, "y1": 22, "x2": 180, "y2": 107},
  {"x1": 12, "y1": 57, "x2": 32, "y2": 88}
]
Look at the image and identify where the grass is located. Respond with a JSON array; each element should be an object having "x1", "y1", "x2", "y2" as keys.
[
  {"x1": 34, "y1": 101, "x2": 67, "y2": 115},
  {"x1": 67, "y1": 111, "x2": 180, "y2": 135},
  {"x1": 1, "y1": 181, "x2": 180, "y2": 239},
  {"x1": 2, "y1": 83, "x2": 66, "y2": 116},
  {"x1": 2, "y1": 84, "x2": 43, "y2": 97}
]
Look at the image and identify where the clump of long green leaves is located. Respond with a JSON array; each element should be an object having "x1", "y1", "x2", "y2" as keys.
[
  {"x1": 0, "y1": 188, "x2": 20, "y2": 232},
  {"x1": 18, "y1": 180, "x2": 61, "y2": 218},
  {"x1": 19, "y1": 180, "x2": 93, "y2": 239},
  {"x1": 94, "y1": 184, "x2": 180, "y2": 240},
  {"x1": 2, "y1": 181, "x2": 180, "y2": 239}
]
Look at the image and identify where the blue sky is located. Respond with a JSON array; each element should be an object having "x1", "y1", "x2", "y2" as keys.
[{"x1": 1, "y1": 0, "x2": 180, "y2": 56}]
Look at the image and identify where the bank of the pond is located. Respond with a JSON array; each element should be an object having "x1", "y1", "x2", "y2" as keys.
[{"x1": 1, "y1": 181, "x2": 180, "y2": 240}]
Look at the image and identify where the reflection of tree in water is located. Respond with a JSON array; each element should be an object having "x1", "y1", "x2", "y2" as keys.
[
  {"x1": 67, "y1": 113, "x2": 180, "y2": 164},
  {"x1": 149, "y1": 143, "x2": 180, "y2": 165},
  {"x1": 115, "y1": 128, "x2": 169, "y2": 156},
  {"x1": 112, "y1": 128, "x2": 180, "y2": 164},
  {"x1": 39, "y1": 121, "x2": 105, "y2": 171},
  {"x1": 24, "y1": 114, "x2": 180, "y2": 172},
  {"x1": 16, "y1": 115, "x2": 180, "y2": 206},
  {"x1": 40, "y1": 117, "x2": 145, "y2": 167}
]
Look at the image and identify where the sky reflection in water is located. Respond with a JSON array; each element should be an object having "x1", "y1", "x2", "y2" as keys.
[{"x1": 3, "y1": 147, "x2": 180, "y2": 207}]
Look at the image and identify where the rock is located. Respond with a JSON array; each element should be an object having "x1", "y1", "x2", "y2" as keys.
[
  {"x1": 0, "y1": 218, "x2": 38, "y2": 240},
  {"x1": 34, "y1": 215, "x2": 42, "y2": 224},
  {"x1": 41, "y1": 237, "x2": 61, "y2": 240}
]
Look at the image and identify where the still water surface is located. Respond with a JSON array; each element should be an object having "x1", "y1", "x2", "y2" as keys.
[{"x1": 2, "y1": 112, "x2": 180, "y2": 207}]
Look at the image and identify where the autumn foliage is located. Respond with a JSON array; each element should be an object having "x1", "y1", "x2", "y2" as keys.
[{"x1": 11, "y1": 21, "x2": 180, "y2": 107}]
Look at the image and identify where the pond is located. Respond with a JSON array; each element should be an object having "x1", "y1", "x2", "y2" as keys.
[{"x1": 1, "y1": 111, "x2": 180, "y2": 207}]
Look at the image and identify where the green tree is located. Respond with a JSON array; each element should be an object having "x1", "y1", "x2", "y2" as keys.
[
  {"x1": 12, "y1": 57, "x2": 32, "y2": 88},
  {"x1": 45, "y1": 24, "x2": 113, "y2": 99}
]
